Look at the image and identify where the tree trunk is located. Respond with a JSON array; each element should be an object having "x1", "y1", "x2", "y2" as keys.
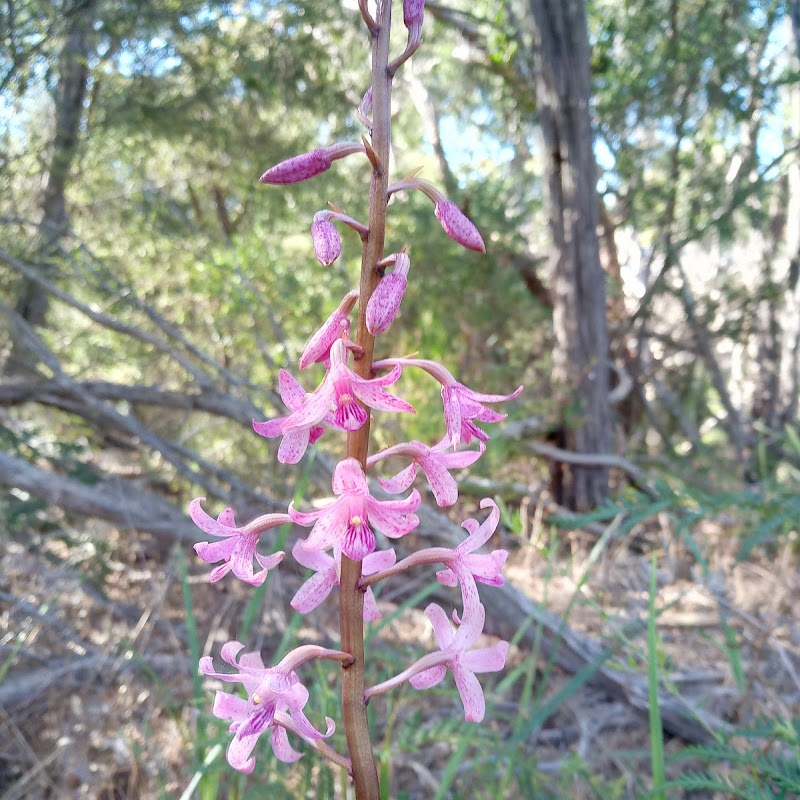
[
  {"x1": 528, "y1": 0, "x2": 611, "y2": 510},
  {"x1": 7, "y1": 0, "x2": 94, "y2": 373}
]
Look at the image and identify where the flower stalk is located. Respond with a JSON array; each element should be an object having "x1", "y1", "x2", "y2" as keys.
[{"x1": 339, "y1": 2, "x2": 396, "y2": 795}]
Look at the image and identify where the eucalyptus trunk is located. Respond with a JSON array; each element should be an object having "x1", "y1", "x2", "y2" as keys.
[{"x1": 528, "y1": 0, "x2": 611, "y2": 510}]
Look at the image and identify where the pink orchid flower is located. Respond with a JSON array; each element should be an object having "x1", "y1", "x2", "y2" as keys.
[
  {"x1": 299, "y1": 290, "x2": 359, "y2": 369},
  {"x1": 291, "y1": 542, "x2": 397, "y2": 620},
  {"x1": 365, "y1": 603, "x2": 508, "y2": 722},
  {"x1": 360, "y1": 498, "x2": 506, "y2": 619},
  {"x1": 373, "y1": 356, "x2": 522, "y2": 448},
  {"x1": 201, "y1": 643, "x2": 345, "y2": 772},
  {"x1": 289, "y1": 457, "x2": 420, "y2": 561},
  {"x1": 253, "y1": 369, "x2": 338, "y2": 464},
  {"x1": 190, "y1": 499, "x2": 288, "y2": 585},
  {"x1": 436, "y1": 498, "x2": 508, "y2": 618},
  {"x1": 265, "y1": 339, "x2": 414, "y2": 435},
  {"x1": 259, "y1": 142, "x2": 365, "y2": 184},
  {"x1": 367, "y1": 437, "x2": 484, "y2": 507}
]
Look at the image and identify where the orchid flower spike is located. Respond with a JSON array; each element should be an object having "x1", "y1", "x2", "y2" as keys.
[
  {"x1": 373, "y1": 356, "x2": 522, "y2": 448},
  {"x1": 365, "y1": 603, "x2": 508, "y2": 722},
  {"x1": 367, "y1": 437, "x2": 484, "y2": 507},
  {"x1": 436, "y1": 498, "x2": 508, "y2": 619},
  {"x1": 190, "y1": 499, "x2": 288, "y2": 585},
  {"x1": 291, "y1": 542, "x2": 397, "y2": 620},
  {"x1": 289, "y1": 457, "x2": 420, "y2": 561},
  {"x1": 299, "y1": 290, "x2": 359, "y2": 369},
  {"x1": 388, "y1": 176, "x2": 485, "y2": 252},
  {"x1": 253, "y1": 369, "x2": 340, "y2": 464},
  {"x1": 367, "y1": 250, "x2": 410, "y2": 335},
  {"x1": 261, "y1": 339, "x2": 414, "y2": 436},
  {"x1": 200, "y1": 643, "x2": 345, "y2": 772},
  {"x1": 259, "y1": 142, "x2": 365, "y2": 185}
]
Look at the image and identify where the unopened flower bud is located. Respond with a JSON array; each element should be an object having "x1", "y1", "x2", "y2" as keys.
[
  {"x1": 367, "y1": 252, "x2": 410, "y2": 334},
  {"x1": 435, "y1": 201, "x2": 485, "y2": 253},
  {"x1": 259, "y1": 142, "x2": 365, "y2": 185},
  {"x1": 311, "y1": 216, "x2": 342, "y2": 266},
  {"x1": 299, "y1": 290, "x2": 358, "y2": 369},
  {"x1": 404, "y1": 0, "x2": 425, "y2": 28}
]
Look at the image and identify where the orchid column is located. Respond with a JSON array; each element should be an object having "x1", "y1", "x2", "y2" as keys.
[{"x1": 190, "y1": 2, "x2": 520, "y2": 798}]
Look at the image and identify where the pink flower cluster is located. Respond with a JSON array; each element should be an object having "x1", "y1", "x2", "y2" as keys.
[{"x1": 189, "y1": 0, "x2": 523, "y2": 779}]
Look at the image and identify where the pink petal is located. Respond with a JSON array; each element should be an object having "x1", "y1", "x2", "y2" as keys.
[
  {"x1": 291, "y1": 540, "x2": 334, "y2": 571},
  {"x1": 377, "y1": 462, "x2": 418, "y2": 494},
  {"x1": 370, "y1": 488, "x2": 421, "y2": 514},
  {"x1": 461, "y1": 641, "x2": 509, "y2": 674},
  {"x1": 441, "y1": 387, "x2": 462, "y2": 447},
  {"x1": 194, "y1": 538, "x2": 235, "y2": 564},
  {"x1": 290, "y1": 568, "x2": 337, "y2": 613},
  {"x1": 451, "y1": 602, "x2": 485, "y2": 651},
  {"x1": 278, "y1": 369, "x2": 307, "y2": 409},
  {"x1": 355, "y1": 362, "x2": 402, "y2": 389},
  {"x1": 351, "y1": 381, "x2": 415, "y2": 415},
  {"x1": 281, "y1": 382, "x2": 334, "y2": 430},
  {"x1": 209, "y1": 562, "x2": 232, "y2": 582},
  {"x1": 189, "y1": 498, "x2": 234, "y2": 538},
  {"x1": 419, "y1": 457, "x2": 459, "y2": 507},
  {"x1": 462, "y1": 551, "x2": 508, "y2": 583},
  {"x1": 227, "y1": 725, "x2": 262, "y2": 774},
  {"x1": 288, "y1": 501, "x2": 328, "y2": 526},
  {"x1": 409, "y1": 664, "x2": 447, "y2": 689},
  {"x1": 212, "y1": 690, "x2": 248, "y2": 723},
  {"x1": 311, "y1": 217, "x2": 342, "y2": 266},
  {"x1": 304, "y1": 507, "x2": 348, "y2": 552},
  {"x1": 333, "y1": 396, "x2": 369, "y2": 430},
  {"x1": 438, "y1": 442, "x2": 485, "y2": 469},
  {"x1": 434, "y1": 201, "x2": 485, "y2": 253},
  {"x1": 252, "y1": 416, "x2": 286, "y2": 439},
  {"x1": 451, "y1": 663, "x2": 486, "y2": 722},
  {"x1": 332, "y1": 457, "x2": 369, "y2": 496},
  {"x1": 368, "y1": 503, "x2": 419, "y2": 539},
  {"x1": 460, "y1": 384, "x2": 523, "y2": 404},
  {"x1": 217, "y1": 507, "x2": 236, "y2": 526},
  {"x1": 270, "y1": 725, "x2": 303, "y2": 763},
  {"x1": 277, "y1": 427, "x2": 311, "y2": 464},
  {"x1": 424, "y1": 603, "x2": 455, "y2": 650},
  {"x1": 220, "y1": 641, "x2": 247, "y2": 667},
  {"x1": 462, "y1": 499, "x2": 501, "y2": 550},
  {"x1": 362, "y1": 547, "x2": 397, "y2": 574},
  {"x1": 341, "y1": 518, "x2": 375, "y2": 560},
  {"x1": 435, "y1": 567, "x2": 458, "y2": 588},
  {"x1": 363, "y1": 587, "x2": 382, "y2": 621}
]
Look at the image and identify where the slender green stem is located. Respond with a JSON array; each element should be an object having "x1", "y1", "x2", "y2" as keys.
[{"x1": 339, "y1": 2, "x2": 393, "y2": 797}]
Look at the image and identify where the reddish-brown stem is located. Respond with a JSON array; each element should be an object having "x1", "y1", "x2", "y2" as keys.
[{"x1": 339, "y1": 2, "x2": 393, "y2": 798}]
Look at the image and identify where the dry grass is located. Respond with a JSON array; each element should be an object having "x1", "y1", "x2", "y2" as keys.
[{"x1": 1, "y1": 508, "x2": 799, "y2": 799}]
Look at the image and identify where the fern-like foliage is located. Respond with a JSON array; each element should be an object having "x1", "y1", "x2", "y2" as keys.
[{"x1": 666, "y1": 716, "x2": 800, "y2": 799}]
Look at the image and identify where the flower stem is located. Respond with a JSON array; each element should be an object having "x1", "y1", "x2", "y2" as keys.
[{"x1": 339, "y1": 2, "x2": 394, "y2": 797}]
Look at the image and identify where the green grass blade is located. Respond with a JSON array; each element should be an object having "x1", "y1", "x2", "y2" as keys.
[{"x1": 647, "y1": 555, "x2": 666, "y2": 800}]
